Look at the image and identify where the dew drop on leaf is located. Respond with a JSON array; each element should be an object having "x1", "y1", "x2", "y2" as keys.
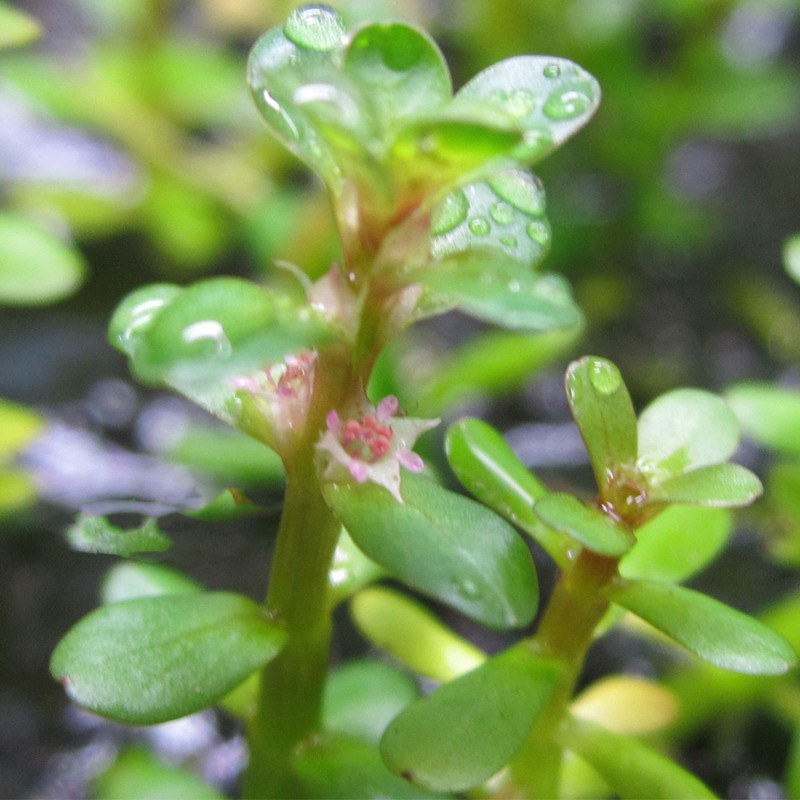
[
  {"x1": 543, "y1": 88, "x2": 593, "y2": 120},
  {"x1": 588, "y1": 359, "x2": 622, "y2": 395},
  {"x1": 489, "y1": 172, "x2": 546, "y2": 217},
  {"x1": 284, "y1": 4, "x2": 345, "y2": 52},
  {"x1": 543, "y1": 63, "x2": 561, "y2": 78},
  {"x1": 456, "y1": 578, "x2": 480, "y2": 600},
  {"x1": 499, "y1": 235, "x2": 518, "y2": 248},
  {"x1": 432, "y1": 189, "x2": 469, "y2": 235},
  {"x1": 468, "y1": 217, "x2": 491, "y2": 237},
  {"x1": 506, "y1": 88, "x2": 536, "y2": 117},
  {"x1": 526, "y1": 221, "x2": 551, "y2": 246},
  {"x1": 490, "y1": 202, "x2": 515, "y2": 226},
  {"x1": 180, "y1": 319, "x2": 233, "y2": 358}
]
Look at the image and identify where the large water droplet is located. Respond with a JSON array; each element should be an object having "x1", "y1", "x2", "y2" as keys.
[
  {"x1": 489, "y1": 172, "x2": 546, "y2": 217},
  {"x1": 526, "y1": 221, "x2": 551, "y2": 246},
  {"x1": 432, "y1": 189, "x2": 468, "y2": 235},
  {"x1": 181, "y1": 320, "x2": 233, "y2": 359},
  {"x1": 468, "y1": 217, "x2": 491, "y2": 237},
  {"x1": 490, "y1": 201, "x2": 514, "y2": 226},
  {"x1": 284, "y1": 4, "x2": 345, "y2": 51},
  {"x1": 589, "y1": 359, "x2": 621, "y2": 395},
  {"x1": 543, "y1": 88, "x2": 592, "y2": 120}
]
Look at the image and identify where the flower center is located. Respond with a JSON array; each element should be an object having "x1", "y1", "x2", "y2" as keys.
[{"x1": 341, "y1": 414, "x2": 394, "y2": 463}]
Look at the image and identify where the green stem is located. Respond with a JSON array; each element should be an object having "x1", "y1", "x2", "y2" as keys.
[{"x1": 500, "y1": 550, "x2": 619, "y2": 799}]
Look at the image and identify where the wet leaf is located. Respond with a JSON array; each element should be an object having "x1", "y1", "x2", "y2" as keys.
[
  {"x1": 350, "y1": 586, "x2": 485, "y2": 681},
  {"x1": 323, "y1": 472, "x2": 538, "y2": 630},
  {"x1": 646, "y1": 463, "x2": 762, "y2": 508},
  {"x1": 609, "y1": 579, "x2": 797, "y2": 674},
  {"x1": 65, "y1": 514, "x2": 171, "y2": 557},
  {"x1": 381, "y1": 645, "x2": 561, "y2": 792},
  {"x1": 51, "y1": 592, "x2": 286, "y2": 724}
]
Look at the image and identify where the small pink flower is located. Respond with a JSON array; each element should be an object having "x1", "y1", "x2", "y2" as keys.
[{"x1": 317, "y1": 396, "x2": 438, "y2": 502}]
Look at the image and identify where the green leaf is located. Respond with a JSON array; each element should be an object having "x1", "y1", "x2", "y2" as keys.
[
  {"x1": 323, "y1": 472, "x2": 538, "y2": 630},
  {"x1": 430, "y1": 172, "x2": 551, "y2": 268},
  {"x1": 350, "y1": 586, "x2": 485, "y2": 682},
  {"x1": 637, "y1": 389, "x2": 740, "y2": 477},
  {"x1": 108, "y1": 283, "x2": 183, "y2": 358},
  {"x1": 100, "y1": 562, "x2": 202, "y2": 605},
  {"x1": 0, "y1": 2, "x2": 41, "y2": 49},
  {"x1": 784, "y1": 234, "x2": 800, "y2": 285},
  {"x1": 0, "y1": 213, "x2": 86, "y2": 305},
  {"x1": 620, "y1": 506, "x2": 732, "y2": 583},
  {"x1": 534, "y1": 493, "x2": 633, "y2": 556},
  {"x1": 329, "y1": 529, "x2": 385, "y2": 607},
  {"x1": 0, "y1": 398, "x2": 42, "y2": 461},
  {"x1": 380, "y1": 645, "x2": 562, "y2": 792},
  {"x1": 294, "y1": 733, "x2": 443, "y2": 800},
  {"x1": 0, "y1": 470, "x2": 37, "y2": 516},
  {"x1": 343, "y1": 22, "x2": 450, "y2": 133},
  {"x1": 418, "y1": 258, "x2": 581, "y2": 333},
  {"x1": 323, "y1": 659, "x2": 419, "y2": 744},
  {"x1": 557, "y1": 716, "x2": 715, "y2": 800},
  {"x1": 50, "y1": 592, "x2": 287, "y2": 724},
  {"x1": 451, "y1": 56, "x2": 600, "y2": 165},
  {"x1": 608, "y1": 580, "x2": 797, "y2": 675},
  {"x1": 65, "y1": 514, "x2": 171, "y2": 557},
  {"x1": 94, "y1": 747, "x2": 223, "y2": 800},
  {"x1": 646, "y1": 464, "x2": 762, "y2": 508},
  {"x1": 726, "y1": 383, "x2": 800, "y2": 457},
  {"x1": 565, "y1": 357, "x2": 638, "y2": 498}
]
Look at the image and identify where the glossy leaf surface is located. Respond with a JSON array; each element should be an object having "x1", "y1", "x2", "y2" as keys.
[
  {"x1": 726, "y1": 383, "x2": 800, "y2": 457},
  {"x1": 646, "y1": 463, "x2": 762, "y2": 508},
  {"x1": 565, "y1": 356, "x2": 638, "y2": 498},
  {"x1": 609, "y1": 580, "x2": 797, "y2": 675},
  {"x1": 381, "y1": 645, "x2": 561, "y2": 792},
  {"x1": 620, "y1": 506, "x2": 731, "y2": 583},
  {"x1": 65, "y1": 514, "x2": 171, "y2": 557},
  {"x1": 294, "y1": 733, "x2": 442, "y2": 800},
  {"x1": 329, "y1": 529, "x2": 385, "y2": 606},
  {"x1": 535, "y1": 493, "x2": 633, "y2": 556},
  {"x1": 637, "y1": 389, "x2": 740, "y2": 478},
  {"x1": 323, "y1": 659, "x2": 419, "y2": 744},
  {"x1": 558, "y1": 717, "x2": 715, "y2": 799},
  {"x1": 351, "y1": 586, "x2": 485, "y2": 681},
  {"x1": 324, "y1": 472, "x2": 538, "y2": 630},
  {"x1": 51, "y1": 592, "x2": 286, "y2": 724},
  {"x1": 100, "y1": 562, "x2": 202, "y2": 605}
]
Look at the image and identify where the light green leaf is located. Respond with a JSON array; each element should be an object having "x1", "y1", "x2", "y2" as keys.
[
  {"x1": 0, "y1": 2, "x2": 41, "y2": 49},
  {"x1": 0, "y1": 213, "x2": 86, "y2": 305},
  {"x1": 350, "y1": 586, "x2": 485, "y2": 682},
  {"x1": 100, "y1": 562, "x2": 202, "y2": 605},
  {"x1": 323, "y1": 659, "x2": 419, "y2": 744},
  {"x1": 94, "y1": 747, "x2": 222, "y2": 800},
  {"x1": 380, "y1": 645, "x2": 561, "y2": 792},
  {"x1": 451, "y1": 56, "x2": 600, "y2": 164},
  {"x1": 294, "y1": 733, "x2": 443, "y2": 800},
  {"x1": 609, "y1": 580, "x2": 797, "y2": 675},
  {"x1": 323, "y1": 472, "x2": 538, "y2": 630},
  {"x1": 565, "y1": 357, "x2": 638, "y2": 499},
  {"x1": 726, "y1": 383, "x2": 800, "y2": 457},
  {"x1": 0, "y1": 399, "x2": 43, "y2": 461},
  {"x1": 534, "y1": 493, "x2": 633, "y2": 556},
  {"x1": 329, "y1": 528, "x2": 385, "y2": 606},
  {"x1": 620, "y1": 506, "x2": 732, "y2": 583},
  {"x1": 557, "y1": 716, "x2": 715, "y2": 799},
  {"x1": 647, "y1": 464, "x2": 762, "y2": 508},
  {"x1": 0, "y1": 470, "x2": 37, "y2": 515},
  {"x1": 65, "y1": 514, "x2": 171, "y2": 557},
  {"x1": 50, "y1": 592, "x2": 287, "y2": 724},
  {"x1": 638, "y1": 390, "x2": 740, "y2": 477}
]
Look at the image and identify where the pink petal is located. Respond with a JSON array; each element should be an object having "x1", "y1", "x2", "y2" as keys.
[
  {"x1": 376, "y1": 395, "x2": 398, "y2": 421},
  {"x1": 348, "y1": 459, "x2": 369, "y2": 482},
  {"x1": 326, "y1": 410, "x2": 340, "y2": 431},
  {"x1": 396, "y1": 449, "x2": 424, "y2": 472}
]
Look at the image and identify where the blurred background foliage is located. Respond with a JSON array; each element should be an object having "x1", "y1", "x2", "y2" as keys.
[{"x1": 2, "y1": 0, "x2": 800, "y2": 797}]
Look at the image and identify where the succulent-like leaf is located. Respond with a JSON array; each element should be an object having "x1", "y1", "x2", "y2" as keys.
[{"x1": 646, "y1": 463, "x2": 762, "y2": 508}]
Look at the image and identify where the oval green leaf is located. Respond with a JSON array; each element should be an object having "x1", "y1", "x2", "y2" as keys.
[
  {"x1": 608, "y1": 579, "x2": 797, "y2": 675},
  {"x1": 0, "y1": 213, "x2": 86, "y2": 305},
  {"x1": 535, "y1": 493, "x2": 633, "y2": 556},
  {"x1": 323, "y1": 472, "x2": 538, "y2": 630},
  {"x1": 646, "y1": 463, "x2": 762, "y2": 508},
  {"x1": 726, "y1": 383, "x2": 800, "y2": 457},
  {"x1": 620, "y1": 506, "x2": 731, "y2": 583},
  {"x1": 351, "y1": 586, "x2": 485, "y2": 682},
  {"x1": 100, "y1": 562, "x2": 202, "y2": 605},
  {"x1": 380, "y1": 645, "x2": 562, "y2": 792},
  {"x1": 50, "y1": 592, "x2": 287, "y2": 724},
  {"x1": 565, "y1": 356, "x2": 638, "y2": 498},
  {"x1": 638, "y1": 389, "x2": 740, "y2": 477},
  {"x1": 557, "y1": 716, "x2": 715, "y2": 799}
]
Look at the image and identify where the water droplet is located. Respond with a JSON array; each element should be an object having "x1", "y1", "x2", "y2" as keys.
[
  {"x1": 489, "y1": 172, "x2": 546, "y2": 217},
  {"x1": 543, "y1": 88, "x2": 592, "y2": 120},
  {"x1": 468, "y1": 217, "x2": 491, "y2": 237},
  {"x1": 506, "y1": 88, "x2": 536, "y2": 118},
  {"x1": 260, "y1": 88, "x2": 300, "y2": 140},
  {"x1": 526, "y1": 221, "x2": 551, "y2": 246},
  {"x1": 181, "y1": 320, "x2": 233, "y2": 358},
  {"x1": 543, "y1": 62, "x2": 561, "y2": 78},
  {"x1": 519, "y1": 128, "x2": 553, "y2": 160},
  {"x1": 284, "y1": 4, "x2": 345, "y2": 51},
  {"x1": 508, "y1": 279, "x2": 521, "y2": 293},
  {"x1": 456, "y1": 579, "x2": 480, "y2": 600},
  {"x1": 490, "y1": 202, "x2": 514, "y2": 226},
  {"x1": 589, "y1": 359, "x2": 621, "y2": 395},
  {"x1": 499, "y1": 235, "x2": 518, "y2": 248},
  {"x1": 432, "y1": 189, "x2": 468, "y2": 235}
]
